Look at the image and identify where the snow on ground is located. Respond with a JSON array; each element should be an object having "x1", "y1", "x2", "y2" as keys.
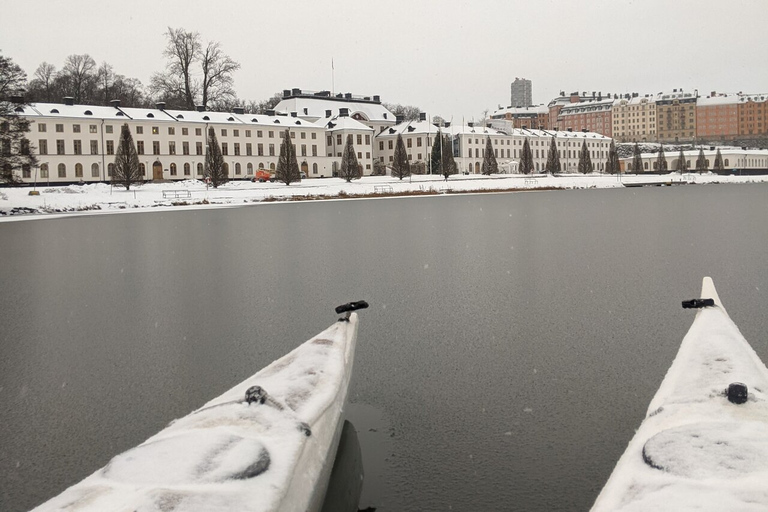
[
  {"x1": 32, "y1": 314, "x2": 359, "y2": 512},
  {"x1": 591, "y1": 278, "x2": 768, "y2": 511},
  {"x1": 2, "y1": 173, "x2": 767, "y2": 220}
]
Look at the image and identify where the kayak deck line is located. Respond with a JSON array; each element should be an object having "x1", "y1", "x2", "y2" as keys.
[
  {"x1": 592, "y1": 277, "x2": 768, "y2": 511},
  {"x1": 32, "y1": 305, "x2": 366, "y2": 512}
]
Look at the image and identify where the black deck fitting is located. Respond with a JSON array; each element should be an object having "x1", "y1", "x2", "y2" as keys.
[
  {"x1": 335, "y1": 301, "x2": 369, "y2": 315},
  {"x1": 681, "y1": 298, "x2": 715, "y2": 309}
]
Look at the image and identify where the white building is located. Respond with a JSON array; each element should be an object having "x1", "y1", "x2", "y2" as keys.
[
  {"x1": 315, "y1": 114, "x2": 375, "y2": 176},
  {"x1": 620, "y1": 147, "x2": 768, "y2": 173}
]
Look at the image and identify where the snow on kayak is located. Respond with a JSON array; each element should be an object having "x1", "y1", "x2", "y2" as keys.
[
  {"x1": 32, "y1": 306, "x2": 364, "y2": 512},
  {"x1": 592, "y1": 278, "x2": 768, "y2": 511}
]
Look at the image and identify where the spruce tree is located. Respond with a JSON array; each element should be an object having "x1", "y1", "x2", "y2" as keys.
[
  {"x1": 1, "y1": 53, "x2": 38, "y2": 184},
  {"x1": 578, "y1": 140, "x2": 593, "y2": 174},
  {"x1": 675, "y1": 148, "x2": 686, "y2": 173},
  {"x1": 481, "y1": 136, "x2": 498, "y2": 175},
  {"x1": 631, "y1": 143, "x2": 643, "y2": 174},
  {"x1": 112, "y1": 123, "x2": 142, "y2": 190},
  {"x1": 605, "y1": 139, "x2": 620, "y2": 174},
  {"x1": 440, "y1": 134, "x2": 457, "y2": 181},
  {"x1": 429, "y1": 129, "x2": 442, "y2": 175},
  {"x1": 276, "y1": 129, "x2": 301, "y2": 185},
  {"x1": 656, "y1": 144, "x2": 666, "y2": 172},
  {"x1": 545, "y1": 136, "x2": 561, "y2": 174},
  {"x1": 519, "y1": 137, "x2": 534, "y2": 174},
  {"x1": 339, "y1": 134, "x2": 361, "y2": 182},
  {"x1": 713, "y1": 148, "x2": 724, "y2": 172},
  {"x1": 696, "y1": 148, "x2": 708, "y2": 173},
  {"x1": 392, "y1": 133, "x2": 410, "y2": 180},
  {"x1": 205, "y1": 127, "x2": 227, "y2": 188}
]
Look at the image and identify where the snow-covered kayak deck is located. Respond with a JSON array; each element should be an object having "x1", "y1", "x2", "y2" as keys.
[
  {"x1": 592, "y1": 277, "x2": 768, "y2": 511},
  {"x1": 32, "y1": 313, "x2": 360, "y2": 512}
]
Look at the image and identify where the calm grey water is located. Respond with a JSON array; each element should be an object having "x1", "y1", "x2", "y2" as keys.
[{"x1": 1, "y1": 184, "x2": 767, "y2": 512}]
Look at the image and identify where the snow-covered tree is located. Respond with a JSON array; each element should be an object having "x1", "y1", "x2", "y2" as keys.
[
  {"x1": 429, "y1": 129, "x2": 442, "y2": 174},
  {"x1": 713, "y1": 148, "x2": 724, "y2": 172},
  {"x1": 519, "y1": 137, "x2": 534, "y2": 174},
  {"x1": 605, "y1": 140, "x2": 620, "y2": 175},
  {"x1": 392, "y1": 134, "x2": 410, "y2": 180},
  {"x1": 205, "y1": 127, "x2": 227, "y2": 188},
  {"x1": 695, "y1": 148, "x2": 708, "y2": 173},
  {"x1": 656, "y1": 145, "x2": 667, "y2": 172},
  {"x1": 1, "y1": 52, "x2": 38, "y2": 184},
  {"x1": 112, "y1": 123, "x2": 142, "y2": 190},
  {"x1": 675, "y1": 148, "x2": 686, "y2": 173},
  {"x1": 276, "y1": 129, "x2": 301, "y2": 185},
  {"x1": 578, "y1": 140, "x2": 593, "y2": 174},
  {"x1": 372, "y1": 159, "x2": 387, "y2": 176},
  {"x1": 545, "y1": 136, "x2": 560, "y2": 174},
  {"x1": 440, "y1": 134, "x2": 457, "y2": 180},
  {"x1": 339, "y1": 134, "x2": 361, "y2": 182},
  {"x1": 632, "y1": 143, "x2": 643, "y2": 174},
  {"x1": 481, "y1": 136, "x2": 498, "y2": 175}
]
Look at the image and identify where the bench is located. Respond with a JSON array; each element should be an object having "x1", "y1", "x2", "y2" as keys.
[
  {"x1": 524, "y1": 178, "x2": 538, "y2": 186},
  {"x1": 374, "y1": 185, "x2": 393, "y2": 194},
  {"x1": 162, "y1": 190, "x2": 192, "y2": 199}
]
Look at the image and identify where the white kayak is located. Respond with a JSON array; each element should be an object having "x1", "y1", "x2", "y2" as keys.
[
  {"x1": 33, "y1": 310, "x2": 362, "y2": 512},
  {"x1": 592, "y1": 277, "x2": 768, "y2": 511}
]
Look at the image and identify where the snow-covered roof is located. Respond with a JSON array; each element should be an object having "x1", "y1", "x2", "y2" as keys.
[
  {"x1": 314, "y1": 115, "x2": 373, "y2": 132},
  {"x1": 558, "y1": 99, "x2": 614, "y2": 116},
  {"x1": 275, "y1": 97, "x2": 395, "y2": 123},
  {"x1": 613, "y1": 96, "x2": 655, "y2": 107},
  {"x1": 26, "y1": 102, "x2": 130, "y2": 120},
  {"x1": 117, "y1": 106, "x2": 176, "y2": 122},
  {"x1": 490, "y1": 105, "x2": 549, "y2": 118},
  {"x1": 654, "y1": 90, "x2": 697, "y2": 103}
]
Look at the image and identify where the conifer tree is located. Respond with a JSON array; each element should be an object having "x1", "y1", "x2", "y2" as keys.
[
  {"x1": 713, "y1": 148, "x2": 724, "y2": 172},
  {"x1": 112, "y1": 123, "x2": 142, "y2": 190},
  {"x1": 429, "y1": 129, "x2": 442, "y2": 174},
  {"x1": 632, "y1": 142, "x2": 643, "y2": 174},
  {"x1": 481, "y1": 136, "x2": 499, "y2": 175},
  {"x1": 519, "y1": 137, "x2": 534, "y2": 174},
  {"x1": 440, "y1": 134, "x2": 457, "y2": 181},
  {"x1": 578, "y1": 139, "x2": 593, "y2": 174},
  {"x1": 545, "y1": 136, "x2": 561, "y2": 174},
  {"x1": 392, "y1": 133, "x2": 410, "y2": 180},
  {"x1": 339, "y1": 134, "x2": 361, "y2": 182},
  {"x1": 276, "y1": 129, "x2": 301, "y2": 185},
  {"x1": 1, "y1": 52, "x2": 38, "y2": 184},
  {"x1": 696, "y1": 148, "x2": 708, "y2": 173},
  {"x1": 675, "y1": 148, "x2": 686, "y2": 173},
  {"x1": 656, "y1": 144, "x2": 666, "y2": 172},
  {"x1": 205, "y1": 127, "x2": 228, "y2": 188},
  {"x1": 605, "y1": 139, "x2": 620, "y2": 175}
]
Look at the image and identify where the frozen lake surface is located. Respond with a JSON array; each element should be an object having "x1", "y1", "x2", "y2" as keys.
[{"x1": 1, "y1": 184, "x2": 767, "y2": 511}]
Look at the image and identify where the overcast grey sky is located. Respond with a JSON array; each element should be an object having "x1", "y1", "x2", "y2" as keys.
[{"x1": 2, "y1": 0, "x2": 767, "y2": 121}]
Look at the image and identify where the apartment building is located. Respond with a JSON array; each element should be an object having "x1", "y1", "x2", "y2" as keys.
[
  {"x1": 655, "y1": 89, "x2": 697, "y2": 142},
  {"x1": 612, "y1": 95, "x2": 656, "y2": 142},
  {"x1": 556, "y1": 98, "x2": 614, "y2": 137},
  {"x1": 489, "y1": 105, "x2": 550, "y2": 130}
]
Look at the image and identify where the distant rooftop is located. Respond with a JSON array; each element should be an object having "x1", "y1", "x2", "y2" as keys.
[{"x1": 280, "y1": 88, "x2": 382, "y2": 104}]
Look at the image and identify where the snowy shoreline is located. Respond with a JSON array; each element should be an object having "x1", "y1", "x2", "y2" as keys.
[{"x1": 2, "y1": 173, "x2": 767, "y2": 221}]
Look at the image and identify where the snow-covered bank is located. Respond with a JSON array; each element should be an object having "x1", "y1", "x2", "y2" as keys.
[{"x1": 2, "y1": 173, "x2": 767, "y2": 220}]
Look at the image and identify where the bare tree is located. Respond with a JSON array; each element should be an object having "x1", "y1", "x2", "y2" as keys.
[
  {"x1": 112, "y1": 123, "x2": 142, "y2": 190},
  {"x1": 96, "y1": 62, "x2": 115, "y2": 105},
  {"x1": 382, "y1": 103, "x2": 421, "y2": 122},
  {"x1": 200, "y1": 41, "x2": 240, "y2": 109},
  {"x1": 28, "y1": 62, "x2": 57, "y2": 102},
  {"x1": 276, "y1": 129, "x2": 301, "y2": 185},
  {"x1": 61, "y1": 54, "x2": 97, "y2": 103},
  {"x1": 247, "y1": 92, "x2": 283, "y2": 114}
]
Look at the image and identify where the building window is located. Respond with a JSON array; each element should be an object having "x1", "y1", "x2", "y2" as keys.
[
  {"x1": 246, "y1": 143, "x2": 252, "y2": 156},
  {"x1": 183, "y1": 162, "x2": 190, "y2": 175},
  {"x1": 388, "y1": 140, "x2": 393, "y2": 150},
  {"x1": 152, "y1": 141, "x2": 160, "y2": 155},
  {"x1": 245, "y1": 130, "x2": 251, "y2": 137},
  {"x1": 170, "y1": 163, "x2": 177, "y2": 176},
  {"x1": 311, "y1": 132, "x2": 317, "y2": 140},
  {"x1": 107, "y1": 163, "x2": 114, "y2": 177},
  {"x1": 235, "y1": 163, "x2": 241, "y2": 175},
  {"x1": 58, "y1": 163, "x2": 66, "y2": 177},
  {"x1": 327, "y1": 135, "x2": 333, "y2": 146},
  {"x1": 73, "y1": 124, "x2": 81, "y2": 133},
  {"x1": 182, "y1": 141, "x2": 189, "y2": 155},
  {"x1": 137, "y1": 141, "x2": 144, "y2": 155},
  {"x1": 182, "y1": 127, "x2": 188, "y2": 136},
  {"x1": 55, "y1": 123, "x2": 64, "y2": 133},
  {"x1": 337, "y1": 134, "x2": 342, "y2": 145},
  {"x1": 169, "y1": 141, "x2": 176, "y2": 155},
  {"x1": 139, "y1": 163, "x2": 145, "y2": 176},
  {"x1": 197, "y1": 163, "x2": 203, "y2": 175},
  {"x1": 269, "y1": 144, "x2": 275, "y2": 156},
  {"x1": 107, "y1": 140, "x2": 115, "y2": 155},
  {"x1": 268, "y1": 131, "x2": 274, "y2": 138},
  {"x1": 222, "y1": 143, "x2": 228, "y2": 155},
  {"x1": 91, "y1": 163, "x2": 99, "y2": 177},
  {"x1": 290, "y1": 132, "x2": 295, "y2": 139},
  {"x1": 40, "y1": 163, "x2": 49, "y2": 178},
  {"x1": 234, "y1": 143, "x2": 240, "y2": 155},
  {"x1": 357, "y1": 134, "x2": 362, "y2": 145},
  {"x1": 407, "y1": 138, "x2": 412, "y2": 148},
  {"x1": 196, "y1": 142, "x2": 203, "y2": 155},
  {"x1": 56, "y1": 139, "x2": 65, "y2": 155},
  {"x1": 257, "y1": 143, "x2": 263, "y2": 156},
  {"x1": 22, "y1": 164, "x2": 31, "y2": 178},
  {"x1": 38, "y1": 123, "x2": 47, "y2": 132},
  {"x1": 152, "y1": 126, "x2": 159, "y2": 135},
  {"x1": 167, "y1": 126, "x2": 175, "y2": 135},
  {"x1": 257, "y1": 130, "x2": 263, "y2": 137},
  {"x1": 105, "y1": 125, "x2": 113, "y2": 134},
  {"x1": 312, "y1": 144, "x2": 317, "y2": 156},
  {"x1": 195, "y1": 128, "x2": 202, "y2": 136},
  {"x1": 75, "y1": 163, "x2": 83, "y2": 178},
  {"x1": 300, "y1": 131, "x2": 306, "y2": 139},
  {"x1": 301, "y1": 144, "x2": 307, "y2": 156},
  {"x1": 221, "y1": 129, "x2": 227, "y2": 137},
  {"x1": 39, "y1": 140, "x2": 48, "y2": 155}
]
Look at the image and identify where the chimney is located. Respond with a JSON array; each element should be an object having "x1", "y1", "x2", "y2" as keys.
[
  {"x1": 155, "y1": 101, "x2": 166, "y2": 110},
  {"x1": 303, "y1": 108, "x2": 308, "y2": 115},
  {"x1": 444, "y1": 121, "x2": 451, "y2": 128},
  {"x1": 710, "y1": 146, "x2": 715, "y2": 151},
  {"x1": 233, "y1": 107, "x2": 245, "y2": 115},
  {"x1": 283, "y1": 89, "x2": 291, "y2": 98},
  {"x1": 396, "y1": 114, "x2": 404, "y2": 124},
  {"x1": 196, "y1": 105, "x2": 205, "y2": 112},
  {"x1": 468, "y1": 122, "x2": 474, "y2": 128},
  {"x1": 339, "y1": 108, "x2": 349, "y2": 117},
  {"x1": 291, "y1": 111, "x2": 297, "y2": 118},
  {"x1": 711, "y1": 91, "x2": 717, "y2": 97},
  {"x1": 373, "y1": 95, "x2": 380, "y2": 102},
  {"x1": 343, "y1": 93, "x2": 351, "y2": 99},
  {"x1": 63, "y1": 96, "x2": 75, "y2": 106},
  {"x1": 110, "y1": 99, "x2": 121, "y2": 108},
  {"x1": 521, "y1": 125, "x2": 527, "y2": 130},
  {"x1": 582, "y1": 128, "x2": 587, "y2": 133},
  {"x1": 266, "y1": 109, "x2": 276, "y2": 116},
  {"x1": 567, "y1": 128, "x2": 573, "y2": 132},
  {"x1": 292, "y1": 88, "x2": 301, "y2": 96},
  {"x1": 419, "y1": 112, "x2": 427, "y2": 121},
  {"x1": 325, "y1": 109, "x2": 332, "y2": 118}
]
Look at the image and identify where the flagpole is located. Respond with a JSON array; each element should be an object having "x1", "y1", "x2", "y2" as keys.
[{"x1": 331, "y1": 58, "x2": 335, "y2": 95}]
